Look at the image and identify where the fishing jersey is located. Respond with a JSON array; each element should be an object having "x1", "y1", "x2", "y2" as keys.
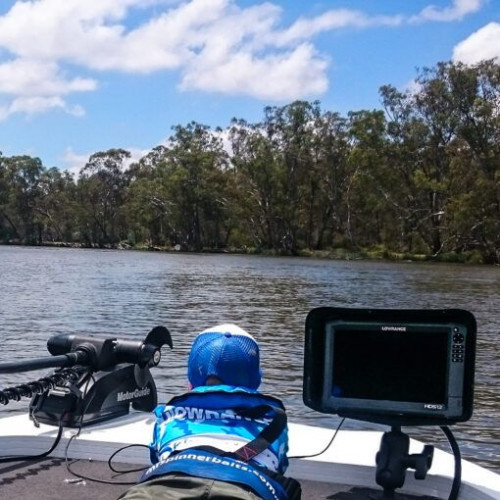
[{"x1": 149, "y1": 385, "x2": 289, "y2": 474}]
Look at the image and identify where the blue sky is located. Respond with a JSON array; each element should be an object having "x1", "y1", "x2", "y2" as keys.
[{"x1": 0, "y1": 0, "x2": 498, "y2": 173}]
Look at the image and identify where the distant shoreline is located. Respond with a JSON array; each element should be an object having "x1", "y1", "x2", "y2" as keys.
[{"x1": 0, "y1": 241, "x2": 493, "y2": 265}]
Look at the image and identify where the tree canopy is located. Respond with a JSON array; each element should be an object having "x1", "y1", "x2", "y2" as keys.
[{"x1": 1, "y1": 60, "x2": 499, "y2": 263}]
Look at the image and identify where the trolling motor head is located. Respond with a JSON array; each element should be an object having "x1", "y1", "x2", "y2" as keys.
[
  {"x1": 46, "y1": 325, "x2": 172, "y2": 370},
  {"x1": 30, "y1": 326, "x2": 173, "y2": 427}
]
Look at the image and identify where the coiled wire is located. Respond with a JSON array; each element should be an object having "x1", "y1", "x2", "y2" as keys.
[{"x1": 0, "y1": 368, "x2": 80, "y2": 405}]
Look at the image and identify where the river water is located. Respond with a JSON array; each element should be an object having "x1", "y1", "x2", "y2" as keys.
[{"x1": 0, "y1": 246, "x2": 498, "y2": 472}]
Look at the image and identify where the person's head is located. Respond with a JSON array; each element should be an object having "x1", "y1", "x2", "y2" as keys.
[{"x1": 187, "y1": 324, "x2": 262, "y2": 390}]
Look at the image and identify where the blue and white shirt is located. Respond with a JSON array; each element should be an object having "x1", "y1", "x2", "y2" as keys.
[{"x1": 149, "y1": 385, "x2": 289, "y2": 474}]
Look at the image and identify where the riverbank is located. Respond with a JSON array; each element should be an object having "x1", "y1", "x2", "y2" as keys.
[{"x1": 1, "y1": 240, "x2": 494, "y2": 265}]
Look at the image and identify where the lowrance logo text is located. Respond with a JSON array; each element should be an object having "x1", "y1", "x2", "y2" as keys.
[{"x1": 381, "y1": 326, "x2": 407, "y2": 332}]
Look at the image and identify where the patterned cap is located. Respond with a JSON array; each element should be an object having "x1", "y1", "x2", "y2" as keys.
[{"x1": 187, "y1": 324, "x2": 262, "y2": 389}]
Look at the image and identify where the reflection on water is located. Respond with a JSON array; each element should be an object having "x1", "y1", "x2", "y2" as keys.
[{"x1": 0, "y1": 246, "x2": 498, "y2": 472}]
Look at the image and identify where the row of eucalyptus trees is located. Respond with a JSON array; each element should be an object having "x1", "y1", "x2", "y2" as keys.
[{"x1": 0, "y1": 60, "x2": 499, "y2": 262}]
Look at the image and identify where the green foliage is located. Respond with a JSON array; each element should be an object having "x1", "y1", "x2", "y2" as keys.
[
  {"x1": 77, "y1": 149, "x2": 131, "y2": 246},
  {"x1": 0, "y1": 155, "x2": 45, "y2": 244},
  {"x1": 1, "y1": 60, "x2": 499, "y2": 263}
]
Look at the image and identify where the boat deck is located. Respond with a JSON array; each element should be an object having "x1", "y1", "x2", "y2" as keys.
[
  {"x1": 0, "y1": 458, "x2": 440, "y2": 500},
  {"x1": 0, "y1": 413, "x2": 498, "y2": 500}
]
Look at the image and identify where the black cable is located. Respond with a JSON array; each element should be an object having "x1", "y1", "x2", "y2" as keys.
[
  {"x1": 0, "y1": 368, "x2": 80, "y2": 406},
  {"x1": 65, "y1": 457, "x2": 140, "y2": 485},
  {"x1": 0, "y1": 414, "x2": 65, "y2": 463},
  {"x1": 65, "y1": 430, "x2": 151, "y2": 484},
  {"x1": 0, "y1": 367, "x2": 83, "y2": 463},
  {"x1": 63, "y1": 375, "x2": 142, "y2": 485},
  {"x1": 289, "y1": 417, "x2": 345, "y2": 460},
  {"x1": 0, "y1": 367, "x2": 145, "y2": 484},
  {"x1": 108, "y1": 444, "x2": 150, "y2": 474},
  {"x1": 440, "y1": 425, "x2": 462, "y2": 500}
]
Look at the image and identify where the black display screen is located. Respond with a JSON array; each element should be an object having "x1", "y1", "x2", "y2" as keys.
[{"x1": 331, "y1": 327, "x2": 449, "y2": 404}]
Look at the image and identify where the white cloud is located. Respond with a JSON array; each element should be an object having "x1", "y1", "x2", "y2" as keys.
[
  {"x1": 9, "y1": 96, "x2": 67, "y2": 114},
  {"x1": 270, "y1": 9, "x2": 403, "y2": 47},
  {"x1": 0, "y1": 0, "x2": 489, "y2": 120},
  {"x1": 411, "y1": 0, "x2": 483, "y2": 23},
  {"x1": 453, "y1": 22, "x2": 500, "y2": 64},
  {"x1": 405, "y1": 79, "x2": 424, "y2": 96},
  {"x1": 0, "y1": 106, "x2": 8, "y2": 121},
  {"x1": 0, "y1": 59, "x2": 96, "y2": 96},
  {"x1": 60, "y1": 148, "x2": 89, "y2": 176},
  {"x1": 181, "y1": 43, "x2": 328, "y2": 100},
  {"x1": 0, "y1": 95, "x2": 86, "y2": 120},
  {"x1": 0, "y1": 0, "x2": 333, "y2": 105},
  {"x1": 124, "y1": 147, "x2": 152, "y2": 169},
  {"x1": 61, "y1": 146, "x2": 149, "y2": 175},
  {"x1": 213, "y1": 128, "x2": 233, "y2": 158}
]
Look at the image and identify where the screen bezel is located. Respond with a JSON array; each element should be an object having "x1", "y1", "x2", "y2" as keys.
[
  {"x1": 303, "y1": 308, "x2": 476, "y2": 426},
  {"x1": 323, "y1": 321, "x2": 460, "y2": 417}
]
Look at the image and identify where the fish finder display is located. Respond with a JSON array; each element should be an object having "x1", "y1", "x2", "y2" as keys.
[
  {"x1": 303, "y1": 307, "x2": 476, "y2": 426},
  {"x1": 330, "y1": 326, "x2": 448, "y2": 403}
]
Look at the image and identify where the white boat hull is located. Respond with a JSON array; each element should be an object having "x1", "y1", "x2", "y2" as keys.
[{"x1": 0, "y1": 413, "x2": 498, "y2": 499}]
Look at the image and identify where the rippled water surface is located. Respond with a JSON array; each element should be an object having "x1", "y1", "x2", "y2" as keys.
[{"x1": 0, "y1": 246, "x2": 498, "y2": 472}]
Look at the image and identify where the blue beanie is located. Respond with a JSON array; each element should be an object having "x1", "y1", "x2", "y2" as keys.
[{"x1": 188, "y1": 324, "x2": 262, "y2": 389}]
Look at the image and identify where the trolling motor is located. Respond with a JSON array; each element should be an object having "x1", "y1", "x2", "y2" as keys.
[{"x1": 0, "y1": 326, "x2": 172, "y2": 427}]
